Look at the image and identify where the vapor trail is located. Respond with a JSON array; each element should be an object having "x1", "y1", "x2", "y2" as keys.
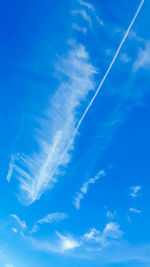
[{"x1": 50, "y1": 0, "x2": 144, "y2": 177}]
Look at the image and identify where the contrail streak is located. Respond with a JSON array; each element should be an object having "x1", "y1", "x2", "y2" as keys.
[{"x1": 50, "y1": 0, "x2": 144, "y2": 178}]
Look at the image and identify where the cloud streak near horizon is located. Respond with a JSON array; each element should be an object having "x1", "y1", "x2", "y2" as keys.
[{"x1": 24, "y1": 221, "x2": 124, "y2": 257}]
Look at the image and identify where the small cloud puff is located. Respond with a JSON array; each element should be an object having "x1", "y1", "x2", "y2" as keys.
[
  {"x1": 130, "y1": 186, "x2": 141, "y2": 198},
  {"x1": 83, "y1": 228, "x2": 101, "y2": 242},
  {"x1": 77, "y1": 0, "x2": 95, "y2": 11},
  {"x1": 103, "y1": 222, "x2": 123, "y2": 239},
  {"x1": 129, "y1": 208, "x2": 142, "y2": 214},
  {"x1": 106, "y1": 210, "x2": 116, "y2": 219},
  {"x1": 120, "y1": 53, "x2": 131, "y2": 63},
  {"x1": 83, "y1": 222, "x2": 123, "y2": 247},
  {"x1": 72, "y1": 23, "x2": 87, "y2": 34},
  {"x1": 12, "y1": 227, "x2": 18, "y2": 233},
  {"x1": 56, "y1": 231, "x2": 82, "y2": 251},
  {"x1": 133, "y1": 41, "x2": 150, "y2": 71}
]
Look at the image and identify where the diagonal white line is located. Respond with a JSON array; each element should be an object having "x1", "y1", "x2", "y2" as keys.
[{"x1": 50, "y1": 0, "x2": 144, "y2": 178}]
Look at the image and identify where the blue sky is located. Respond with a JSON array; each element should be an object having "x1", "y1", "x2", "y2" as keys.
[{"x1": 0, "y1": 0, "x2": 150, "y2": 266}]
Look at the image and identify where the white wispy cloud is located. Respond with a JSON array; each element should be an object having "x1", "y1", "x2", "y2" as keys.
[
  {"x1": 27, "y1": 222, "x2": 123, "y2": 256},
  {"x1": 73, "y1": 170, "x2": 106, "y2": 210},
  {"x1": 25, "y1": 231, "x2": 82, "y2": 254},
  {"x1": 95, "y1": 15, "x2": 103, "y2": 26},
  {"x1": 8, "y1": 42, "x2": 97, "y2": 205},
  {"x1": 106, "y1": 49, "x2": 131, "y2": 64},
  {"x1": 77, "y1": 0, "x2": 95, "y2": 11},
  {"x1": 83, "y1": 228, "x2": 101, "y2": 242},
  {"x1": 29, "y1": 236, "x2": 150, "y2": 263},
  {"x1": 106, "y1": 210, "x2": 116, "y2": 219},
  {"x1": 83, "y1": 222, "x2": 123, "y2": 245},
  {"x1": 103, "y1": 222, "x2": 123, "y2": 239},
  {"x1": 77, "y1": 0, "x2": 103, "y2": 26},
  {"x1": 20, "y1": 225, "x2": 150, "y2": 264},
  {"x1": 11, "y1": 214, "x2": 27, "y2": 229},
  {"x1": 130, "y1": 186, "x2": 141, "y2": 198},
  {"x1": 119, "y1": 53, "x2": 131, "y2": 63},
  {"x1": 36, "y1": 212, "x2": 68, "y2": 224},
  {"x1": 72, "y1": 23, "x2": 87, "y2": 33},
  {"x1": 129, "y1": 30, "x2": 144, "y2": 43},
  {"x1": 133, "y1": 41, "x2": 150, "y2": 71},
  {"x1": 72, "y1": 9, "x2": 92, "y2": 28},
  {"x1": 24, "y1": 235, "x2": 59, "y2": 254},
  {"x1": 6, "y1": 155, "x2": 16, "y2": 183},
  {"x1": 12, "y1": 228, "x2": 18, "y2": 233},
  {"x1": 56, "y1": 231, "x2": 82, "y2": 251},
  {"x1": 127, "y1": 214, "x2": 132, "y2": 224},
  {"x1": 30, "y1": 225, "x2": 40, "y2": 234},
  {"x1": 31, "y1": 212, "x2": 68, "y2": 233},
  {"x1": 68, "y1": 0, "x2": 144, "y2": 181},
  {"x1": 7, "y1": 0, "x2": 144, "y2": 206},
  {"x1": 83, "y1": 222, "x2": 123, "y2": 248},
  {"x1": 129, "y1": 208, "x2": 142, "y2": 214}
]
